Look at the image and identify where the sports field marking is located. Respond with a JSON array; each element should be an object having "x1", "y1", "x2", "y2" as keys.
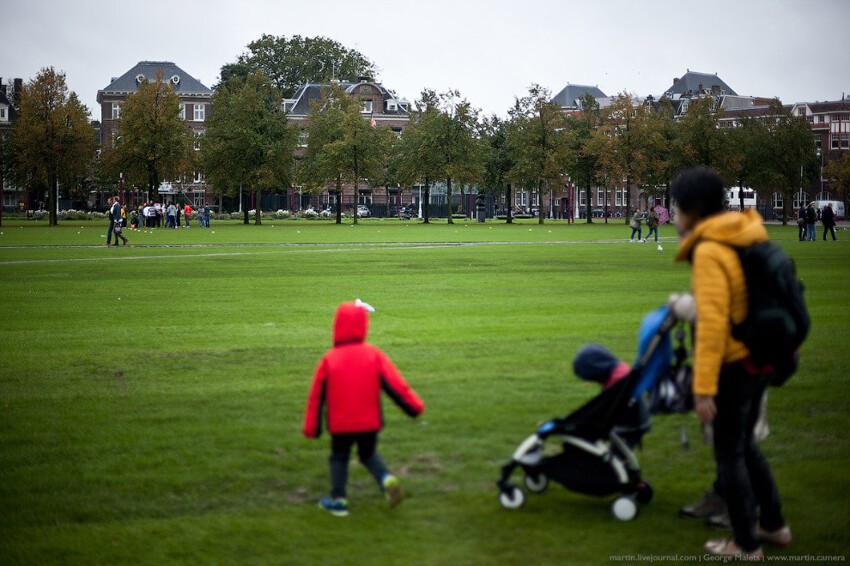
[{"x1": 0, "y1": 238, "x2": 678, "y2": 265}]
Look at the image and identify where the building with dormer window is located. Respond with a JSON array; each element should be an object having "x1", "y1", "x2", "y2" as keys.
[{"x1": 97, "y1": 62, "x2": 213, "y2": 206}]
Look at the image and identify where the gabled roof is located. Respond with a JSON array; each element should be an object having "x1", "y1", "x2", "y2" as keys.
[
  {"x1": 663, "y1": 71, "x2": 737, "y2": 98},
  {"x1": 286, "y1": 80, "x2": 410, "y2": 117},
  {"x1": 551, "y1": 83, "x2": 607, "y2": 108},
  {"x1": 806, "y1": 100, "x2": 850, "y2": 113},
  {"x1": 98, "y1": 61, "x2": 212, "y2": 100}
]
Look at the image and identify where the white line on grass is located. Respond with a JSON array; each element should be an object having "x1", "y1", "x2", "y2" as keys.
[{"x1": 0, "y1": 239, "x2": 669, "y2": 265}]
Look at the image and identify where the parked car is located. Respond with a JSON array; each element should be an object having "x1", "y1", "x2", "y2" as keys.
[{"x1": 356, "y1": 205, "x2": 371, "y2": 217}]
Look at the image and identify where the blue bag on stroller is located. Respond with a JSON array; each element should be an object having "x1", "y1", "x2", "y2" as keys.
[{"x1": 496, "y1": 306, "x2": 683, "y2": 520}]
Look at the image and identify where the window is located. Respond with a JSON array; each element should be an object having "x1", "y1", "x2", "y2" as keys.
[
  {"x1": 814, "y1": 135, "x2": 822, "y2": 150},
  {"x1": 578, "y1": 191, "x2": 586, "y2": 207},
  {"x1": 193, "y1": 104, "x2": 205, "y2": 121},
  {"x1": 773, "y1": 193, "x2": 784, "y2": 210},
  {"x1": 0, "y1": 106, "x2": 6, "y2": 121},
  {"x1": 193, "y1": 171, "x2": 204, "y2": 183},
  {"x1": 111, "y1": 103, "x2": 121, "y2": 119},
  {"x1": 615, "y1": 188, "x2": 624, "y2": 207},
  {"x1": 832, "y1": 134, "x2": 840, "y2": 149},
  {"x1": 360, "y1": 100, "x2": 372, "y2": 114},
  {"x1": 597, "y1": 188, "x2": 604, "y2": 204},
  {"x1": 193, "y1": 130, "x2": 203, "y2": 151},
  {"x1": 798, "y1": 108, "x2": 806, "y2": 116},
  {"x1": 179, "y1": 104, "x2": 186, "y2": 121},
  {"x1": 818, "y1": 115, "x2": 826, "y2": 123},
  {"x1": 298, "y1": 130, "x2": 308, "y2": 147},
  {"x1": 842, "y1": 133, "x2": 850, "y2": 149}
]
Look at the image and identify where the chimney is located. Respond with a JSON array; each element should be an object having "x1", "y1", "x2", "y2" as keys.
[
  {"x1": 673, "y1": 78, "x2": 679, "y2": 84},
  {"x1": 13, "y1": 78, "x2": 23, "y2": 107}
]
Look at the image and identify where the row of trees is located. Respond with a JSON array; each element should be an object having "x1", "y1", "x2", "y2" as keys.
[{"x1": 3, "y1": 34, "x2": 848, "y2": 228}]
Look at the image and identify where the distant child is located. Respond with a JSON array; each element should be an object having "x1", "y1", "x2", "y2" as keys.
[{"x1": 302, "y1": 300, "x2": 424, "y2": 517}]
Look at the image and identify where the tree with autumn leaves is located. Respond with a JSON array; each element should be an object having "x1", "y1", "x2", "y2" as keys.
[
  {"x1": 10, "y1": 67, "x2": 95, "y2": 226},
  {"x1": 100, "y1": 69, "x2": 194, "y2": 200}
]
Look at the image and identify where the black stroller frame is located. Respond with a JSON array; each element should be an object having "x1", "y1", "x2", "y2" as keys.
[{"x1": 496, "y1": 310, "x2": 679, "y2": 520}]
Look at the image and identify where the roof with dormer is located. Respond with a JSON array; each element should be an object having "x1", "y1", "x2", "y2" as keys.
[
  {"x1": 285, "y1": 80, "x2": 410, "y2": 117},
  {"x1": 551, "y1": 83, "x2": 608, "y2": 108},
  {"x1": 97, "y1": 61, "x2": 212, "y2": 102},
  {"x1": 663, "y1": 70, "x2": 737, "y2": 98}
]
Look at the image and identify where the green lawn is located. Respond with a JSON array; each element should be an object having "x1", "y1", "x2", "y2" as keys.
[{"x1": 1, "y1": 219, "x2": 848, "y2": 564}]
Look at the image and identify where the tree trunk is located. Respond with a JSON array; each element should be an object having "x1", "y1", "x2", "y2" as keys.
[
  {"x1": 506, "y1": 184, "x2": 513, "y2": 224},
  {"x1": 625, "y1": 176, "x2": 632, "y2": 225},
  {"x1": 423, "y1": 178, "x2": 430, "y2": 224},
  {"x1": 585, "y1": 186, "x2": 593, "y2": 224},
  {"x1": 446, "y1": 177, "x2": 453, "y2": 224},
  {"x1": 738, "y1": 177, "x2": 745, "y2": 211},
  {"x1": 353, "y1": 177, "x2": 358, "y2": 225},
  {"x1": 48, "y1": 171, "x2": 58, "y2": 226},
  {"x1": 336, "y1": 175, "x2": 343, "y2": 225},
  {"x1": 537, "y1": 179, "x2": 545, "y2": 225},
  {"x1": 243, "y1": 187, "x2": 249, "y2": 224},
  {"x1": 254, "y1": 188, "x2": 262, "y2": 224}
]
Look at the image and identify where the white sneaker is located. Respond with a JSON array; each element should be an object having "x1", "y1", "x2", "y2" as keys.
[
  {"x1": 629, "y1": 239, "x2": 634, "y2": 243},
  {"x1": 657, "y1": 245, "x2": 663, "y2": 251}
]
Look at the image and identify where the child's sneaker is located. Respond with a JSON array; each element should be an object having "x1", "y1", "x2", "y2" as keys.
[
  {"x1": 318, "y1": 497, "x2": 349, "y2": 517},
  {"x1": 382, "y1": 474, "x2": 403, "y2": 507}
]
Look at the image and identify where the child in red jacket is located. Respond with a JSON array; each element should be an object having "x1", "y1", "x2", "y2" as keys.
[{"x1": 303, "y1": 300, "x2": 424, "y2": 516}]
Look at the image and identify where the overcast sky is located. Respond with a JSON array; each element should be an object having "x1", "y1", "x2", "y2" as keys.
[{"x1": 5, "y1": 0, "x2": 849, "y2": 119}]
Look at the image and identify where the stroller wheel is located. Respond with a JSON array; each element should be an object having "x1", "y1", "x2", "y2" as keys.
[
  {"x1": 611, "y1": 496, "x2": 638, "y2": 521},
  {"x1": 524, "y1": 472, "x2": 549, "y2": 493},
  {"x1": 498, "y1": 486, "x2": 525, "y2": 510},
  {"x1": 636, "y1": 481, "x2": 654, "y2": 504}
]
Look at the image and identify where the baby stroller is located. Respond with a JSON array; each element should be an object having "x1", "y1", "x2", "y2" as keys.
[{"x1": 496, "y1": 306, "x2": 687, "y2": 521}]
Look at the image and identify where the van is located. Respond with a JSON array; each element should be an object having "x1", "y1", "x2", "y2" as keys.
[
  {"x1": 812, "y1": 200, "x2": 845, "y2": 221},
  {"x1": 726, "y1": 187, "x2": 758, "y2": 210}
]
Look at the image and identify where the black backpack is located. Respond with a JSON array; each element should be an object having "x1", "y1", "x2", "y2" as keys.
[{"x1": 730, "y1": 241, "x2": 810, "y2": 386}]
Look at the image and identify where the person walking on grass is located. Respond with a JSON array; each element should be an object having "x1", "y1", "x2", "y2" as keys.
[
  {"x1": 629, "y1": 208, "x2": 644, "y2": 243},
  {"x1": 805, "y1": 202, "x2": 817, "y2": 241},
  {"x1": 303, "y1": 300, "x2": 424, "y2": 517},
  {"x1": 671, "y1": 167, "x2": 790, "y2": 559},
  {"x1": 821, "y1": 202, "x2": 837, "y2": 241},
  {"x1": 646, "y1": 208, "x2": 660, "y2": 243},
  {"x1": 107, "y1": 196, "x2": 128, "y2": 246}
]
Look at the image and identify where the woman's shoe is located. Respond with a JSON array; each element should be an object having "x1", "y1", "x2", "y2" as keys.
[
  {"x1": 704, "y1": 538, "x2": 764, "y2": 558},
  {"x1": 756, "y1": 525, "x2": 792, "y2": 547}
]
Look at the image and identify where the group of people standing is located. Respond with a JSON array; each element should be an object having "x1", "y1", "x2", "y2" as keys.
[
  {"x1": 798, "y1": 202, "x2": 838, "y2": 241},
  {"x1": 126, "y1": 202, "x2": 212, "y2": 230}
]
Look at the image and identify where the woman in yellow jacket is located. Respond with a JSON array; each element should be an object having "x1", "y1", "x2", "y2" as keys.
[{"x1": 671, "y1": 167, "x2": 791, "y2": 558}]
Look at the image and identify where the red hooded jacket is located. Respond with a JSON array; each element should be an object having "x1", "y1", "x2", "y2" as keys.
[{"x1": 302, "y1": 302, "x2": 424, "y2": 438}]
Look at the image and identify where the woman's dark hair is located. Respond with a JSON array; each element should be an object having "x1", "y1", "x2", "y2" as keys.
[{"x1": 670, "y1": 167, "x2": 726, "y2": 218}]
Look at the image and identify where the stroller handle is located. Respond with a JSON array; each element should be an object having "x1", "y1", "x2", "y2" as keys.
[{"x1": 635, "y1": 310, "x2": 678, "y2": 370}]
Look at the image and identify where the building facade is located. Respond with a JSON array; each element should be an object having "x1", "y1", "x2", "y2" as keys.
[{"x1": 97, "y1": 61, "x2": 212, "y2": 207}]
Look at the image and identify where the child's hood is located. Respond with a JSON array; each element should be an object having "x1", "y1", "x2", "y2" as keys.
[{"x1": 333, "y1": 302, "x2": 369, "y2": 345}]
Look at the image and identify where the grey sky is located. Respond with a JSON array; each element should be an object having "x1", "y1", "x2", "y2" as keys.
[{"x1": 5, "y1": 0, "x2": 849, "y2": 119}]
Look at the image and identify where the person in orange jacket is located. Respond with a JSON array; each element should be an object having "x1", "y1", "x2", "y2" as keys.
[
  {"x1": 672, "y1": 167, "x2": 791, "y2": 558},
  {"x1": 303, "y1": 300, "x2": 424, "y2": 516}
]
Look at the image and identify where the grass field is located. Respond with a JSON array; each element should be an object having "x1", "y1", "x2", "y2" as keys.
[{"x1": 1, "y1": 218, "x2": 848, "y2": 565}]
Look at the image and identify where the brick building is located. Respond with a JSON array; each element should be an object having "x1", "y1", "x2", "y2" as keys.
[{"x1": 96, "y1": 61, "x2": 212, "y2": 206}]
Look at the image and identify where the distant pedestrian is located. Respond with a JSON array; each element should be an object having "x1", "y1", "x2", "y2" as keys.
[
  {"x1": 629, "y1": 208, "x2": 644, "y2": 243},
  {"x1": 821, "y1": 202, "x2": 837, "y2": 241},
  {"x1": 203, "y1": 204, "x2": 211, "y2": 228},
  {"x1": 105, "y1": 197, "x2": 116, "y2": 246},
  {"x1": 646, "y1": 209, "x2": 660, "y2": 242},
  {"x1": 797, "y1": 206, "x2": 806, "y2": 241},
  {"x1": 166, "y1": 203, "x2": 177, "y2": 229},
  {"x1": 108, "y1": 197, "x2": 128, "y2": 246},
  {"x1": 183, "y1": 203, "x2": 192, "y2": 228},
  {"x1": 805, "y1": 202, "x2": 817, "y2": 241}
]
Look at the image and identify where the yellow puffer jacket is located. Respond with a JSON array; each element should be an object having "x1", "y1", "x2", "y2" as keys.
[{"x1": 675, "y1": 210, "x2": 768, "y2": 395}]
